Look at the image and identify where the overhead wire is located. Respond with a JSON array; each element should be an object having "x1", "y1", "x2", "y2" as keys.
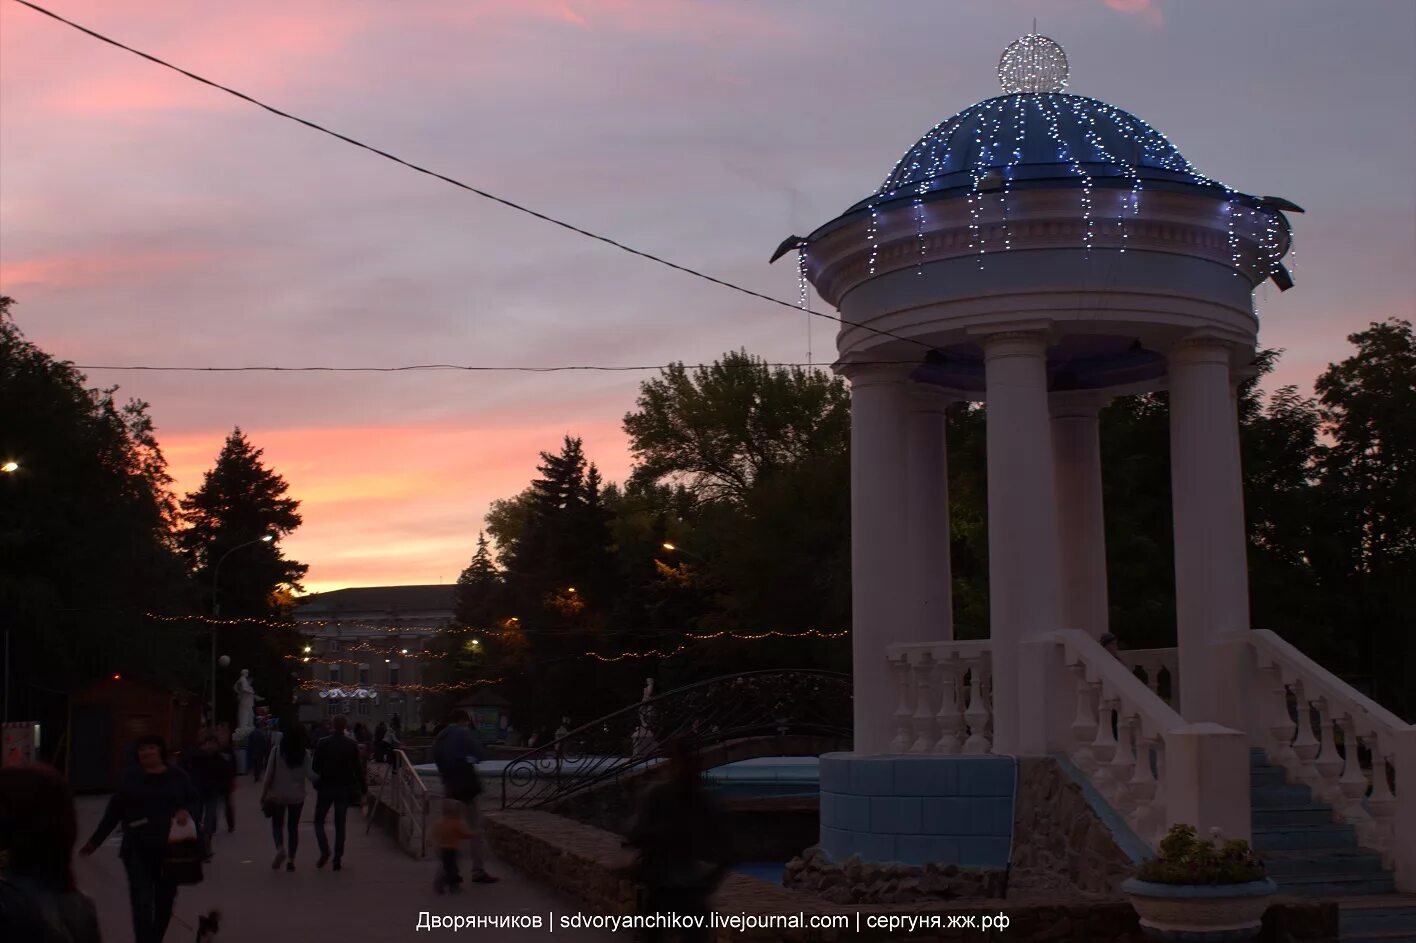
[
  {"x1": 69, "y1": 360, "x2": 920, "y2": 374},
  {"x1": 11, "y1": 0, "x2": 933, "y2": 355}
]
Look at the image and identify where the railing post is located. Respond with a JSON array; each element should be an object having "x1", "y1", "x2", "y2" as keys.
[
  {"x1": 1162, "y1": 723, "x2": 1250, "y2": 843},
  {"x1": 933, "y1": 656, "x2": 963, "y2": 755},
  {"x1": 910, "y1": 652, "x2": 936, "y2": 754},
  {"x1": 1392, "y1": 727, "x2": 1416, "y2": 893}
]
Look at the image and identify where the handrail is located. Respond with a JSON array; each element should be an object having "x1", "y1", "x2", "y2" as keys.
[
  {"x1": 1249, "y1": 630, "x2": 1408, "y2": 731},
  {"x1": 1245, "y1": 629, "x2": 1411, "y2": 875},
  {"x1": 1058, "y1": 630, "x2": 1185, "y2": 743},
  {"x1": 500, "y1": 669, "x2": 852, "y2": 810}
]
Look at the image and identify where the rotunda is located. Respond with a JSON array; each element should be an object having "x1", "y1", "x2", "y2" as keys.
[{"x1": 780, "y1": 32, "x2": 1301, "y2": 758}]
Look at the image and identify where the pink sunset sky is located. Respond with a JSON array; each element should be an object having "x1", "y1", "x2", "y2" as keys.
[{"x1": 3, "y1": 0, "x2": 1413, "y2": 594}]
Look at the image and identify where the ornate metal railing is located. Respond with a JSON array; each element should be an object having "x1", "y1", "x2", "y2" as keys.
[{"x1": 499, "y1": 669, "x2": 852, "y2": 810}]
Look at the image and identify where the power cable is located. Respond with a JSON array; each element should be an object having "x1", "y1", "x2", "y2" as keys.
[
  {"x1": 11, "y1": 0, "x2": 932, "y2": 353},
  {"x1": 69, "y1": 360, "x2": 920, "y2": 374}
]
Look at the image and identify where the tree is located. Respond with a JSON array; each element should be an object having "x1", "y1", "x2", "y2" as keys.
[
  {"x1": 0, "y1": 296, "x2": 196, "y2": 747},
  {"x1": 623, "y1": 351, "x2": 850, "y2": 500},
  {"x1": 1312, "y1": 319, "x2": 1416, "y2": 716},
  {"x1": 179, "y1": 428, "x2": 308, "y2": 720},
  {"x1": 454, "y1": 533, "x2": 502, "y2": 629}
]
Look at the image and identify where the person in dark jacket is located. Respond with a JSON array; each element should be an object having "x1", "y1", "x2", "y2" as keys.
[
  {"x1": 625, "y1": 738, "x2": 732, "y2": 942},
  {"x1": 247, "y1": 722, "x2": 269, "y2": 782},
  {"x1": 372, "y1": 722, "x2": 388, "y2": 764},
  {"x1": 311, "y1": 715, "x2": 363, "y2": 871},
  {"x1": 0, "y1": 764, "x2": 102, "y2": 943},
  {"x1": 432, "y1": 710, "x2": 497, "y2": 884},
  {"x1": 181, "y1": 734, "x2": 230, "y2": 861},
  {"x1": 81, "y1": 735, "x2": 199, "y2": 943}
]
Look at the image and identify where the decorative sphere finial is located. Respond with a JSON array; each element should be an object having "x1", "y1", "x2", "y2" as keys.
[{"x1": 998, "y1": 32, "x2": 1069, "y2": 94}]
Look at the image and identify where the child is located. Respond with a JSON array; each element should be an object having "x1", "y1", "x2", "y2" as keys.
[{"x1": 433, "y1": 798, "x2": 477, "y2": 894}]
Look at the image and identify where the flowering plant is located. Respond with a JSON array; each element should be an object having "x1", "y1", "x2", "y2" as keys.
[{"x1": 1135, "y1": 824, "x2": 1266, "y2": 885}]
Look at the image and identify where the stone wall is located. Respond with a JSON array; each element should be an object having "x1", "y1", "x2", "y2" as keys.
[
  {"x1": 484, "y1": 809, "x2": 1337, "y2": 943},
  {"x1": 1010, "y1": 756, "x2": 1141, "y2": 894}
]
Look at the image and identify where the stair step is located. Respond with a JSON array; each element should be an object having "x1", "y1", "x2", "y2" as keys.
[
  {"x1": 1270, "y1": 872, "x2": 1396, "y2": 895},
  {"x1": 1251, "y1": 766, "x2": 1290, "y2": 787},
  {"x1": 1252, "y1": 783, "x2": 1315, "y2": 806},
  {"x1": 1252, "y1": 823, "x2": 1356, "y2": 851},
  {"x1": 1253, "y1": 804, "x2": 1337, "y2": 828},
  {"x1": 1263, "y1": 849, "x2": 1389, "y2": 877},
  {"x1": 1341, "y1": 903, "x2": 1416, "y2": 940}
]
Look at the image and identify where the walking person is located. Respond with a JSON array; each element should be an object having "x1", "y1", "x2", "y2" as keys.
[
  {"x1": 311, "y1": 715, "x2": 363, "y2": 871},
  {"x1": 247, "y1": 721, "x2": 269, "y2": 783},
  {"x1": 261, "y1": 723, "x2": 312, "y2": 872},
  {"x1": 431, "y1": 799, "x2": 477, "y2": 894},
  {"x1": 214, "y1": 725, "x2": 237, "y2": 834},
  {"x1": 432, "y1": 710, "x2": 498, "y2": 884},
  {"x1": 624, "y1": 738, "x2": 733, "y2": 943},
  {"x1": 372, "y1": 722, "x2": 388, "y2": 764},
  {"x1": 0, "y1": 765, "x2": 102, "y2": 943},
  {"x1": 181, "y1": 734, "x2": 230, "y2": 861},
  {"x1": 80, "y1": 735, "x2": 200, "y2": 943}
]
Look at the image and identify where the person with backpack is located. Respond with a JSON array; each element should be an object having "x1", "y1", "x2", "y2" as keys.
[
  {"x1": 311, "y1": 715, "x2": 363, "y2": 871},
  {"x1": 432, "y1": 710, "x2": 498, "y2": 884}
]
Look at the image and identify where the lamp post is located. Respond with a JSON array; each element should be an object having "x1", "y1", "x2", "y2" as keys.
[
  {"x1": 661, "y1": 541, "x2": 706, "y2": 564},
  {"x1": 210, "y1": 534, "x2": 274, "y2": 722}
]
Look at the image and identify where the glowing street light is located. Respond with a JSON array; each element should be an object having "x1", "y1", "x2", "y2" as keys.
[
  {"x1": 303, "y1": 645, "x2": 312, "y2": 654},
  {"x1": 661, "y1": 542, "x2": 676, "y2": 552},
  {"x1": 566, "y1": 587, "x2": 577, "y2": 594},
  {"x1": 1, "y1": 462, "x2": 17, "y2": 473}
]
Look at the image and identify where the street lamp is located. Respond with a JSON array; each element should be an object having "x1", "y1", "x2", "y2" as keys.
[
  {"x1": 209, "y1": 534, "x2": 275, "y2": 722},
  {"x1": 1, "y1": 461, "x2": 17, "y2": 473}
]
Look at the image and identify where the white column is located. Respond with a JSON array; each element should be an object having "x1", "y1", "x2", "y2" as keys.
[
  {"x1": 843, "y1": 363, "x2": 912, "y2": 754},
  {"x1": 1169, "y1": 338, "x2": 1250, "y2": 725},
  {"x1": 982, "y1": 331, "x2": 1064, "y2": 755},
  {"x1": 907, "y1": 387, "x2": 953, "y2": 643},
  {"x1": 1051, "y1": 393, "x2": 1110, "y2": 637}
]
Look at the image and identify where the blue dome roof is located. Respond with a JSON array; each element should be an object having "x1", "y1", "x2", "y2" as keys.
[{"x1": 870, "y1": 92, "x2": 1221, "y2": 206}]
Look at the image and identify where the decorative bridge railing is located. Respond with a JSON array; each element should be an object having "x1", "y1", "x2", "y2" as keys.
[{"x1": 499, "y1": 669, "x2": 852, "y2": 810}]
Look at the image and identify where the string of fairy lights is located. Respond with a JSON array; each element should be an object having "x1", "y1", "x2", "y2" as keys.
[
  {"x1": 139, "y1": 609, "x2": 848, "y2": 681},
  {"x1": 857, "y1": 32, "x2": 1292, "y2": 283}
]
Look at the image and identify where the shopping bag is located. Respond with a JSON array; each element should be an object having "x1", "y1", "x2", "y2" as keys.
[{"x1": 163, "y1": 816, "x2": 205, "y2": 885}]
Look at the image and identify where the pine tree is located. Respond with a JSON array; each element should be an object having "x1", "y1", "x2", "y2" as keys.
[
  {"x1": 179, "y1": 427, "x2": 307, "y2": 615},
  {"x1": 454, "y1": 532, "x2": 501, "y2": 628}
]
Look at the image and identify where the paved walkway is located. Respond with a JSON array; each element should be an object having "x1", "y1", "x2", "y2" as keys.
[{"x1": 75, "y1": 787, "x2": 615, "y2": 942}]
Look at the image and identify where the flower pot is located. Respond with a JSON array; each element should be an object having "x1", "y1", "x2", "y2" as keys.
[{"x1": 1121, "y1": 877, "x2": 1277, "y2": 942}]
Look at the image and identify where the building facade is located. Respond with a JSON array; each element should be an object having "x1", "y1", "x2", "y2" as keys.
[{"x1": 292, "y1": 584, "x2": 456, "y2": 729}]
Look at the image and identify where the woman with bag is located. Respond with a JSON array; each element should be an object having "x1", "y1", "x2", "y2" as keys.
[
  {"x1": 80, "y1": 734, "x2": 200, "y2": 943},
  {"x1": 261, "y1": 722, "x2": 312, "y2": 871}
]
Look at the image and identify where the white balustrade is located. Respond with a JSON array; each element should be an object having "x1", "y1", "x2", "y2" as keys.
[
  {"x1": 1056, "y1": 630, "x2": 1195, "y2": 848},
  {"x1": 885, "y1": 641, "x2": 993, "y2": 757},
  {"x1": 1120, "y1": 647, "x2": 1179, "y2": 707},
  {"x1": 1247, "y1": 629, "x2": 1414, "y2": 884}
]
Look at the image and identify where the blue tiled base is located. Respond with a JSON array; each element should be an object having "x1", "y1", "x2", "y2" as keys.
[{"x1": 818, "y1": 753, "x2": 1016, "y2": 868}]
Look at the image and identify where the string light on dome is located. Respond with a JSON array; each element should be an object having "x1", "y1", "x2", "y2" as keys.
[{"x1": 867, "y1": 202, "x2": 880, "y2": 275}]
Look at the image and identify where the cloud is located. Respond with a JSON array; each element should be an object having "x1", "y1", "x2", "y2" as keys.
[
  {"x1": 1102, "y1": 0, "x2": 1163, "y2": 25},
  {"x1": 0, "y1": 249, "x2": 217, "y2": 289}
]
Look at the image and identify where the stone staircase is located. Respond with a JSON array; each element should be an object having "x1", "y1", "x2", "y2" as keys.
[{"x1": 1250, "y1": 749, "x2": 1416, "y2": 942}]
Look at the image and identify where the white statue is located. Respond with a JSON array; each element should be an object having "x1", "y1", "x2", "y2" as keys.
[
  {"x1": 233, "y1": 669, "x2": 265, "y2": 735},
  {"x1": 630, "y1": 678, "x2": 657, "y2": 758}
]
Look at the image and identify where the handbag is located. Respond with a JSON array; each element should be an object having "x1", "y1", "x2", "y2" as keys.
[{"x1": 162, "y1": 816, "x2": 204, "y2": 886}]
